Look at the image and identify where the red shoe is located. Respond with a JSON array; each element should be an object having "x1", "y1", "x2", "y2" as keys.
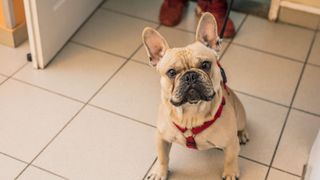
[
  {"x1": 196, "y1": 0, "x2": 235, "y2": 38},
  {"x1": 159, "y1": 0, "x2": 188, "y2": 26}
]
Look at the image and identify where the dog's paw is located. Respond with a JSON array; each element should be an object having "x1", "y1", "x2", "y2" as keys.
[
  {"x1": 146, "y1": 172, "x2": 167, "y2": 180},
  {"x1": 238, "y1": 130, "x2": 249, "y2": 145},
  {"x1": 222, "y1": 172, "x2": 239, "y2": 180},
  {"x1": 222, "y1": 175, "x2": 239, "y2": 180}
]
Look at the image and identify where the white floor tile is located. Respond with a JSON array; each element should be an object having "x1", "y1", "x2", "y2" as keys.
[
  {"x1": 0, "y1": 154, "x2": 26, "y2": 180},
  {"x1": 234, "y1": 16, "x2": 314, "y2": 61},
  {"x1": 0, "y1": 79, "x2": 83, "y2": 162},
  {"x1": 102, "y1": 0, "x2": 162, "y2": 23},
  {"x1": 14, "y1": 43, "x2": 125, "y2": 102},
  {"x1": 222, "y1": 44, "x2": 302, "y2": 105},
  {"x1": 267, "y1": 168, "x2": 300, "y2": 180},
  {"x1": 72, "y1": 9, "x2": 158, "y2": 58},
  {"x1": 146, "y1": 145, "x2": 268, "y2": 180},
  {"x1": 293, "y1": 65, "x2": 320, "y2": 115},
  {"x1": 273, "y1": 110, "x2": 320, "y2": 175},
  {"x1": 33, "y1": 105, "x2": 156, "y2": 180},
  {"x1": 90, "y1": 61, "x2": 160, "y2": 126},
  {"x1": 19, "y1": 166, "x2": 65, "y2": 180},
  {"x1": 0, "y1": 41, "x2": 29, "y2": 76},
  {"x1": 237, "y1": 93, "x2": 288, "y2": 165}
]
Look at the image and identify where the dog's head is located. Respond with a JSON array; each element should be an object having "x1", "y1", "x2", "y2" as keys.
[{"x1": 142, "y1": 13, "x2": 223, "y2": 107}]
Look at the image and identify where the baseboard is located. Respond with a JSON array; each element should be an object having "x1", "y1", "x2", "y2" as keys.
[
  {"x1": 278, "y1": 5, "x2": 320, "y2": 30},
  {"x1": 0, "y1": 22, "x2": 28, "y2": 47}
]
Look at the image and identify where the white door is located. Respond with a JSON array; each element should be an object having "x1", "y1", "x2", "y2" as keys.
[{"x1": 24, "y1": 0, "x2": 103, "y2": 69}]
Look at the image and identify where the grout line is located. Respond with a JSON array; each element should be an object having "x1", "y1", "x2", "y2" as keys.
[
  {"x1": 100, "y1": 7, "x2": 159, "y2": 24},
  {"x1": 246, "y1": 14, "x2": 316, "y2": 32},
  {"x1": 234, "y1": 90, "x2": 289, "y2": 108},
  {"x1": 96, "y1": 6, "x2": 196, "y2": 36},
  {"x1": 264, "y1": 27, "x2": 318, "y2": 180},
  {"x1": 131, "y1": 59, "x2": 150, "y2": 66},
  {"x1": 270, "y1": 167, "x2": 301, "y2": 178},
  {"x1": 174, "y1": 26, "x2": 196, "y2": 34},
  {"x1": 219, "y1": 14, "x2": 248, "y2": 60},
  {"x1": 231, "y1": 42, "x2": 305, "y2": 64},
  {"x1": 11, "y1": 78, "x2": 86, "y2": 104},
  {"x1": 308, "y1": 62, "x2": 320, "y2": 68},
  {"x1": 142, "y1": 157, "x2": 158, "y2": 180},
  {"x1": 278, "y1": 20, "x2": 317, "y2": 32},
  {"x1": 70, "y1": 40, "x2": 128, "y2": 60},
  {"x1": 0, "y1": 152, "x2": 29, "y2": 165},
  {"x1": 88, "y1": 104, "x2": 156, "y2": 128},
  {"x1": 0, "y1": 61, "x2": 29, "y2": 86},
  {"x1": 0, "y1": 152, "x2": 69, "y2": 180},
  {"x1": 0, "y1": 72, "x2": 9, "y2": 77},
  {"x1": 292, "y1": 107, "x2": 320, "y2": 118},
  {"x1": 30, "y1": 164, "x2": 70, "y2": 180},
  {"x1": 238, "y1": 155, "x2": 269, "y2": 167},
  {"x1": 14, "y1": 103, "x2": 87, "y2": 179}
]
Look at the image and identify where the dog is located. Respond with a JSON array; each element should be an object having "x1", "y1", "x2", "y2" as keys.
[{"x1": 142, "y1": 12, "x2": 249, "y2": 180}]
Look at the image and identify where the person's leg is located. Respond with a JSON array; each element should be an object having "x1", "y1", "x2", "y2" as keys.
[
  {"x1": 159, "y1": 0, "x2": 188, "y2": 26},
  {"x1": 197, "y1": 0, "x2": 235, "y2": 38}
]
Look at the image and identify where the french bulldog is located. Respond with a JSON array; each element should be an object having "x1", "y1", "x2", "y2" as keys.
[{"x1": 142, "y1": 12, "x2": 249, "y2": 180}]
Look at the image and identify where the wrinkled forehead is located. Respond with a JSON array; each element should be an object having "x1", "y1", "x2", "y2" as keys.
[{"x1": 157, "y1": 42, "x2": 218, "y2": 73}]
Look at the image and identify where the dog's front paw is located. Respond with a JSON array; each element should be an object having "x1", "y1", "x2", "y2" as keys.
[
  {"x1": 146, "y1": 165, "x2": 168, "y2": 180},
  {"x1": 222, "y1": 172, "x2": 239, "y2": 180},
  {"x1": 238, "y1": 130, "x2": 249, "y2": 145},
  {"x1": 147, "y1": 172, "x2": 168, "y2": 180}
]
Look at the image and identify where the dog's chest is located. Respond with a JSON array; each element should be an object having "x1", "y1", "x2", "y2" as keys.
[{"x1": 158, "y1": 120, "x2": 229, "y2": 150}]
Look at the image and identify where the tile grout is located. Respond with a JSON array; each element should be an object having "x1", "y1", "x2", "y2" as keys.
[
  {"x1": 88, "y1": 104, "x2": 156, "y2": 129},
  {"x1": 231, "y1": 42, "x2": 305, "y2": 64},
  {"x1": 219, "y1": 14, "x2": 249, "y2": 60},
  {"x1": 29, "y1": 164, "x2": 70, "y2": 180},
  {"x1": 0, "y1": 61, "x2": 29, "y2": 87},
  {"x1": 264, "y1": 26, "x2": 319, "y2": 180},
  {"x1": 270, "y1": 167, "x2": 301, "y2": 178},
  {"x1": 70, "y1": 40, "x2": 129, "y2": 60},
  {"x1": 1, "y1": 149, "x2": 70, "y2": 180},
  {"x1": 11, "y1": 78, "x2": 86, "y2": 104},
  {"x1": 100, "y1": 7, "x2": 159, "y2": 25},
  {"x1": 14, "y1": 104, "x2": 87, "y2": 179},
  {"x1": 291, "y1": 107, "x2": 320, "y2": 118},
  {"x1": 142, "y1": 157, "x2": 157, "y2": 180},
  {"x1": 234, "y1": 90, "x2": 289, "y2": 108}
]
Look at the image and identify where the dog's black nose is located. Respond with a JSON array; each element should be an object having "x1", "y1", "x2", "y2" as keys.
[{"x1": 182, "y1": 71, "x2": 199, "y2": 84}]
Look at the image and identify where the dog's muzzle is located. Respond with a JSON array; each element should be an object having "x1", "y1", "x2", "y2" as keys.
[{"x1": 171, "y1": 71, "x2": 215, "y2": 106}]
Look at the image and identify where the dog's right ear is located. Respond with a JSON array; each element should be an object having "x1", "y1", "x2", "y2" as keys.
[{"x1": 142, "y1": 27, "x2": 169, "y2": 67}]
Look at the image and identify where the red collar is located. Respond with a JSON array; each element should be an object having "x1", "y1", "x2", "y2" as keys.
[{"x1": 173, "y1": 97, "x2": 226, "y2": 149}]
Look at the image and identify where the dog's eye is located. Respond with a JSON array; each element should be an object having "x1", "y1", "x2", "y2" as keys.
[
  {"x1": 166, "y1": 69, "x2": 177, "y2": 78},
  {"x1": 201, "y1": 61, "x2": 212, "y2": 71}
]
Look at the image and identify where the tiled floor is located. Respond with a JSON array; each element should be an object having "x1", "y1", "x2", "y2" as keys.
[{"x1": 0, "y1": 0, "x2": 319, "y2": 180}]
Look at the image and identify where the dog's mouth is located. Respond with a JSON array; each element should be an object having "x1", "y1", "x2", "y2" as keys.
[{"x1": 170, "y1": 87, "x2": 215, "y2": 107}]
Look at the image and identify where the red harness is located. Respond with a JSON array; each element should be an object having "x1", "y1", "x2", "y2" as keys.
[{"x1": 173, "y1": 97, "x2": 226, "y2": 149}]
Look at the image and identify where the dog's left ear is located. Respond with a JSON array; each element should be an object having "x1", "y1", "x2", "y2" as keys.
[
  {"x1": 196, "y1": 12, "x2": 220, "y2": 51},
  {"x1": 142, "y1": 27, "x2": 169, "y2": 67}
]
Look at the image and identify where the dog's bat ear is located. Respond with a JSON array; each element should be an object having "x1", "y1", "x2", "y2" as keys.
[
  {"x1": 196, "y1": 12, "x2": 220, "y2": 51},
  {"x1": 142, "y1": 27, "x2": 169, "y2": 67}
]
